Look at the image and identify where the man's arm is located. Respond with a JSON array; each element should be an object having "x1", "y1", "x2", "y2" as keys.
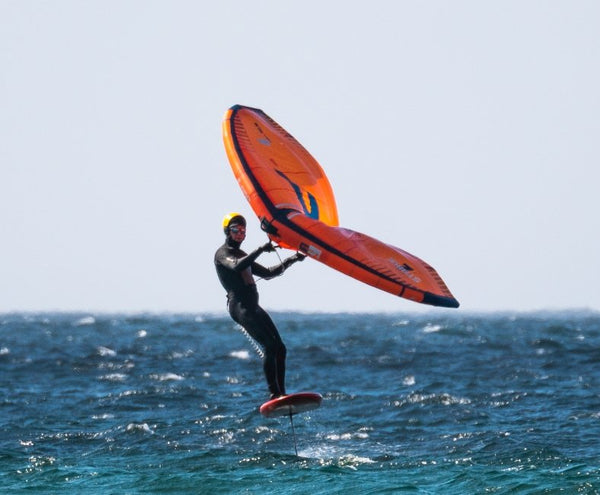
[
  {"x1": 219, "y1": 242, "x2": 273, "y2": 272},
  {"x1": 252, "y1": 253, "x2": 306, "y2": 280}
]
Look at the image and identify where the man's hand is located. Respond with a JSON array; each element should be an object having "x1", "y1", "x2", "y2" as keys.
[
  {"x1": 260, "y1": 242, "x2": 275, "y2": 253},
  {"x1": 281, "y1": 252, "x2": 307, "y2": 270}
]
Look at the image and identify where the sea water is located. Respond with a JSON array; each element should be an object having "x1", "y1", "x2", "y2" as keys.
[{"x1": 1, "y1": 311, "x2": 599, "y2": 493}]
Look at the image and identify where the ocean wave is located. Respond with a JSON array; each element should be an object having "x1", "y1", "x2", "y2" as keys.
[
  {"x1": 150, "y1": 372, "x2": 185, "y2": 382},
  {"x1": 3, "y1": 311, "x2": 600, "y2": 492},
  {"x1": 126, "y1": 423, "x2": 154, "y2": 434},
  {"x1": 392, "y1": 392, "x2": 471, "y2": 407},
  {"x1": 98, "y1": 373, "x2": 128, "y2": 382},
  {"x1": 230, "y1": 350, "x2": 250, "y2": 360},
  {"x1": 324, "y1": 430, "x2": 370, "y2": 441},
  {"x1": 313, "y1": 452, "x2": 376, "y2": 469},
  {"x1": 74, "y1": 316, "x2": 95, "y2": 326},
  {"x1": 423, "y1": 323, "x2": 443, "y2": 333},
  {"x1": 97, "y1": 346, "x2": 117, "y2": 357}
]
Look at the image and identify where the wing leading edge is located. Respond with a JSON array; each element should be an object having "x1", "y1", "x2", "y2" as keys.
[{"x1": 222, "y1": 104, "x2": 459, "y2": 309}]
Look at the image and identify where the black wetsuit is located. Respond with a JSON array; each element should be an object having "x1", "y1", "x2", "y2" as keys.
[{"x1": 214, "y1": 238, "x2": 301, "y2": 398}]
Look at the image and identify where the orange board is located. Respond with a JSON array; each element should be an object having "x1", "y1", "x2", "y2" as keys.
[
  {"x1": 259, "y1": 392, "x2": 322, "y2": 418},
  {"x1": 222, "y1": 105, "x2": 459, "y2": 308}
]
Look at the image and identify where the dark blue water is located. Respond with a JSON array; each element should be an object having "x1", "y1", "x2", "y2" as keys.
[{"x1": 1, "y1": 311, "x2": 599, "y2": 493}]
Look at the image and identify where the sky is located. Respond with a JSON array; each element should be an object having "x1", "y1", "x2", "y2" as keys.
[{"x1": 1, "y1": 1, "x2": 599, "y2": 314}]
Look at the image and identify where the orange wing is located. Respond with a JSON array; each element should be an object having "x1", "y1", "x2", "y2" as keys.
[{"x1": 222, "y1": 105, "x2": 459, "y2": 308}]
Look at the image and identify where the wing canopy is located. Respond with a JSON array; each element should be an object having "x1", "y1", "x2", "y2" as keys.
[
  {"x1": 223, "y1": 105, "x2": 339, "y2": 228},
  {"x1": 222, "y1": 105, "x2": 459, "y2": 308}
]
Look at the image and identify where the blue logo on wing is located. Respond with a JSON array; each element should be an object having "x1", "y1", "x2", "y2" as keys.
[{"x1": 275, "y1": 170, "x2": 319, "y2": 219}]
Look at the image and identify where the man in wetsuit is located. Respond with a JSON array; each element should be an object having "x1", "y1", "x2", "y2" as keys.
[{"x1": 214, "y1": 212, "x2": 305, "y2": 399}]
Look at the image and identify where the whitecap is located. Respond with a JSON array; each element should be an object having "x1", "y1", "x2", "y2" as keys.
[
  {"x1": 170, "y1": 350, "x2": 193, "y2": 359},
  {"x1": 403, "y1": 375, "x2": 416, "y2": 386},
  {"x1": 423, "y1": 323, "x2": 442, "y2": 333},
  {"x1": 97, "y1": 346, "x2": 117, "y2": 357},
  {"x1": 126, "y1": 423, "x2": 154, "y2": 434},
  {"x1": 150, "y1": 372, "x2": 184, "y2": 381},
  {"x1": 99, "y1": 373, "x2": 128, "y2": 382},
  {"x1": 326, "y1": 433, "x2": 353, "y2": 441},
  {"x1": 137, "y1": 329, "x2": 147, "y2": 338},
  {"x1": 118, "y1": 390, "x2": 139, "y2": 397},
  {"x1": 74, "y1": 316, "x2": 95, "y2": 326},
  {"x1": 0, "y1": 347, "x2": 9, "y2": 355},
  {"x1": 393, "y1": 392, "x2": 471, "y2": 407},
  {"x1": 92, "y1": 413, "x2": 115, "y2": 420},
  {"x1": 230, "y1": 350, "x2": 250, "y2": 360},
  {"x1": 310, "y1": 450, "x2": 375, "y2": 469},
  {"x1": 338, "y1": 454, "x2": 376, "y2": 468},
  {"x1": 325, "y1": 428, "x2": 370, "y2": 442}
]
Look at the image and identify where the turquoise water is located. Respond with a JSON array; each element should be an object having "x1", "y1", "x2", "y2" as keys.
[{"x1": 1, "y1": 311, "x2": 599, "y2": 493}]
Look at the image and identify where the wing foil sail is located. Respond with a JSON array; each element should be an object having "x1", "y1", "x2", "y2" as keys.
[{"x1": 222, "y1": 105, "x2": 459, "y2": 308}]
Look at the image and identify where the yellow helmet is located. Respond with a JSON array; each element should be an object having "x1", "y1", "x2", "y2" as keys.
[{"x1": 222, "y1": 212, "x2": 246, "y2": 234}]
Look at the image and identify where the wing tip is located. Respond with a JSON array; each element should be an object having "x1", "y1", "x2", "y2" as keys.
[
  {"x1": 229, "y1": 103, "x2": 262, "y2": 114},
  {"x1": 422, "y1": 293, "x2": 460, "y2": 309}
]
